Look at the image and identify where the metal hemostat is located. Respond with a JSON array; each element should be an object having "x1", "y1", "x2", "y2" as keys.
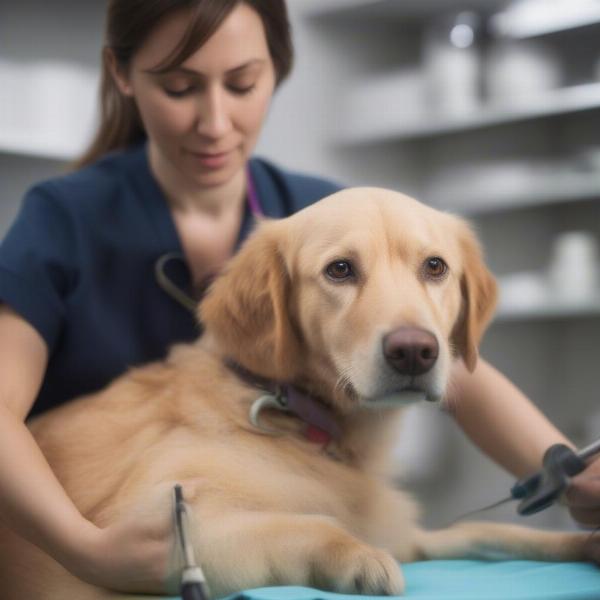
[{"x1": 173, "y1": 484, "x2": 211, "y2": 600}]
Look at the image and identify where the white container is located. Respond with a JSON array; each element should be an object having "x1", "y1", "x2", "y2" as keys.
[
  {"x1": 548, "y1": 231, "x2": 599, "y2": 303},
  {"x1": 423, "y1": 12, "x2": 482, "y2": 116},
  {"x1": 485, "y1": 39, "x2": 562, "y2": 105}
]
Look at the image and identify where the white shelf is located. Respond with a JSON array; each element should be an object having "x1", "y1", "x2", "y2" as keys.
[
  {"x1": 340, "y1": 82, "x2": 600, "y2": 145},
  {"x1": 0, "y1": 132, "x2": 77, "y2": 161},
  {"x1": 305, "y1": 0, "x2": 600, "y2": 36},
  {"x1": 436, "y1": 171, "x2": 600, "y2": 216},
  {"x1": 0, "y1": 58, "x2": 99, "y2": 162},
  {"x1": 502, "y1": 13, "x2": 600, "y2": 38},
  {"x1": 305, "y1": 0, "x2": 505, "y2": 20},
  {"x1": 301, "y1": 0, "x2": 381, "y2": 17},
  {"x1": 491, "y1": 3, "x2": 600, "y2": 39},
  {"x1": 495, "y1": 297, "x2": 600, "y2": 322}
]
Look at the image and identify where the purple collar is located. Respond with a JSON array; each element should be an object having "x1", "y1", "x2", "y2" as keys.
[
  {"x1": 224, "y1": 359, "x2": 342, "y2": 445},
  {"x1": 279, "y1": 385, "x2": 342, "y2": 444}
]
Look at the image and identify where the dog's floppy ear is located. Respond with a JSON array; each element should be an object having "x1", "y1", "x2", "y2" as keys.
[
  {"x1": 451, "y1": 220, "x2": 498, "y2": 372},
  {"x1": 199, "y1": 219, "x2": 301, "y2": 381}
]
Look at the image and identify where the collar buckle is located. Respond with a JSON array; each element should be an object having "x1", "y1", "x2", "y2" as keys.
[{"x1": 248, "y1": 388, "x2": 289, "y2": 436}]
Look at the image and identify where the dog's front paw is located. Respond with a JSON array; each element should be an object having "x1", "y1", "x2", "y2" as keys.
[{"x1": 334, "y1": 544, "x2": 405, "y2": 596}]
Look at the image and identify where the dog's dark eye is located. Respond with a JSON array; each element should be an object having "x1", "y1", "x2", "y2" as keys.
[
  {"x1": 326, "y1": 260, "x2": 354, "y2": 280},
  {"x1": 423, "y1": 257, "x2": 448, "y2": 279}
]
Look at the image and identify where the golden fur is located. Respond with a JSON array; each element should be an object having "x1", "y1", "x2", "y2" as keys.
[{"x1": 0, "y1": 188, "x2": 595, "y2": 598}]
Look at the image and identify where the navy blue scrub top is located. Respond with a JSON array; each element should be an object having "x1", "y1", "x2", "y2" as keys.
[{"x1": 0, "y1": 143, "x2": 342, "y2": 417}]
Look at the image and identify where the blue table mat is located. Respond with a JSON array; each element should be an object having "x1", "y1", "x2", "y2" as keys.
[{"x1": 209, "y1": 560, "x2": 600, "y2": 600}]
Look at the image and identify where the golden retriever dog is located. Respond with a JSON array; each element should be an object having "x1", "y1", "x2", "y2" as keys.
[{"x1": 0, "y1": 188, "x2": 596, "y2": 599}]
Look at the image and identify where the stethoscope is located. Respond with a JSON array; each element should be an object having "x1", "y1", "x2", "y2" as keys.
[{"x1": 154, "y1": 170, "x2": 263, "y2": 314}]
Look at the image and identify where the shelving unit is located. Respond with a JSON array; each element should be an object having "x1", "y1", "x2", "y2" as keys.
[
  {"x1": 340, "y1": 82, "x2": 600, "y2": 145},
  {"x1": 495, "y1": 296, "x2": 600, "y2": 322},
  {"x1": 304, "y1": 0, "x2": 600, "y2": 316},
  {"x1": 436, "y1": 170, "x2": 600, "y2": 215}
]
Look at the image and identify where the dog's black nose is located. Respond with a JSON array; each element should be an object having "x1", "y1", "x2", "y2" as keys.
[{"x1": 382, "y1": 327, "x2": 439, "y2": 376}]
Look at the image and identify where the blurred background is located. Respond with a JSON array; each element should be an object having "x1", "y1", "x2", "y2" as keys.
[{"x1": 1, "y1": 0, "x2": 600, "y2": 530}]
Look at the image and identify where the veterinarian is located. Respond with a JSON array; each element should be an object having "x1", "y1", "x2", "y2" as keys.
[{"x1": 0, "y1": 0, "x2": 598, "y2": 594}]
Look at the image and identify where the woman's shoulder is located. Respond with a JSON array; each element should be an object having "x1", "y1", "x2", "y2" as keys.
[
  {"x1": 23, "y1": 144, "x2": 147, "y2": 216},
  {"x1": 249, "y1": 156, "x2": 345, "y2": 215}
]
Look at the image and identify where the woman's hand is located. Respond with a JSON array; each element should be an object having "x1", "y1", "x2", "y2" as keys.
[
  {"x1": 66, "y1": 485, "x2": 180, "y2": 594},
  {"x1": 566, "y1": 458, "x2": 600, "y2": 527}
]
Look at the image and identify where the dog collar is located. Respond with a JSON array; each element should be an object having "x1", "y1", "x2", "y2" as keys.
[
  {"x1": 224, "y1": 359, "x2": 341, "y2": 445},
  {"x1": 249, "y1": 386, "x2": 342, "y2": 445}
]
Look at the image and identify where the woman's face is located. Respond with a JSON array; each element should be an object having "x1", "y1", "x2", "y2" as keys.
[{"x1": 114, "y1": 3, "x2": 276, "y2": 189}]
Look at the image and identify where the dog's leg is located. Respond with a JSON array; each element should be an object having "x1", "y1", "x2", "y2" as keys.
[
  {"x1": 414, "y1": 521, "x2": 595, "y2": 563},
  {"x1": 192, "y1": 510, "x2": 405, "y2": 597}
]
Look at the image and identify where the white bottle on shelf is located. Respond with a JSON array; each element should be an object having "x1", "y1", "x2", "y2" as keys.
[
  {"x1": 548, "y1": 231, "x2": 600, "y2": 304},
  {"x1": 423, "y1": 11, "x2": 482, "y2": 116}
]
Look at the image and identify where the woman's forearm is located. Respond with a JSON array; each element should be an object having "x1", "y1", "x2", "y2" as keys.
[
  {"x1": 448, "y1": 358, "x2": 572, "y2": 478},
  {"x1": 0, "y1": 307, "x2": 97, "y2": 570},
  {"x1": 0, "y1": 402, "x2": 97, "y2": 569}
]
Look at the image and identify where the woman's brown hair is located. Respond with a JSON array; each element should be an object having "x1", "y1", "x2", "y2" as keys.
[{"x1": 74, "y1": 0, "x2": 292, "y2": 169}]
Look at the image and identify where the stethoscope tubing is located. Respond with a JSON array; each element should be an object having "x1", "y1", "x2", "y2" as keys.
[{"x1": 155, "y1": 170, "x2": 263, "y2": 314}]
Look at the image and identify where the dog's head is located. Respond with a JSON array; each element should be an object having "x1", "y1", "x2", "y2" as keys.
[{"x1": 200, "y1": 188, "x2": 497, "y2": 412}]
